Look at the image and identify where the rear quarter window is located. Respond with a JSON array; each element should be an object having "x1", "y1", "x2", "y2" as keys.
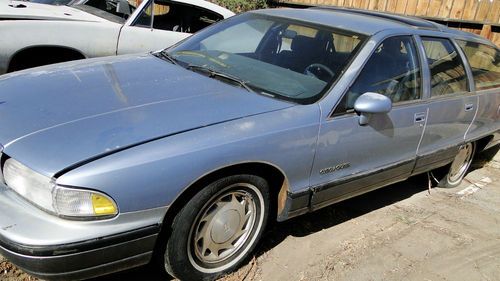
[{"x1": 457, "y1": 40, "x2": 500, "y2": 91}]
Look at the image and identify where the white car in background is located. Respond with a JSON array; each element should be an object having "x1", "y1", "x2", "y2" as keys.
[{"x1": 0, "y1": 0, "x2": 234, "y2": 73}]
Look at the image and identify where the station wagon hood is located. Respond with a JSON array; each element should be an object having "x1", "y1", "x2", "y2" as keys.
[
  {"x1": 0, "y1": 54, "x2": 293, "y2": 176},
  {"x1": 0, "y1": 0, "x2": 107, "y2": 21}
]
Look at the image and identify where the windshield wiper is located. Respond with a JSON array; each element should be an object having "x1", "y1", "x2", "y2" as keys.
[
  {"x1": 153, "y1": 51, "x2": 178, "y2": 65},
  {"x1": 186, "y1": 64, "x2": 253, "y2": 92}
]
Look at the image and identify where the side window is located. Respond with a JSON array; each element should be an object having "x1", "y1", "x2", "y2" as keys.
[
  {"x1": 134, "y1": 0, "x2": 224, "y2": 33},
  {"x1": 421, "y1": 37, "x2": 468, "y2": 96},
  {"x1": 457, "y1": 40, "x2": 500, "y2": 91},
  {"x1": 335, "y1": 36, "x2": 421, "y2": 113}
]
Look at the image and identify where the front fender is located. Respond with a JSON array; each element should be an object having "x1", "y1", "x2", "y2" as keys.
[{"x1": 56, "y1": 105, "x2": 320, "y2": 213}]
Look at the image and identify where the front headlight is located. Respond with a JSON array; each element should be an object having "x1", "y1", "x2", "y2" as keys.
[{"x1": 3, "y1": 158, "x2": 118, "y2": 219}]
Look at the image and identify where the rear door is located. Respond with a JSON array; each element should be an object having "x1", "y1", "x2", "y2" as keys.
[
  {"x1": 456, "y1": 40, "x2": 500, "y2": 142},
  {"x1": 413, "y1": 37, "x2": 477, "y2": 174},
  {"x1": 310, "y1": 35, "x2": 427, "y2": 209}
]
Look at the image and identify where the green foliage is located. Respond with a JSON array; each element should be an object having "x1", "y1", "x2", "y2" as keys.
[{"x1": 211, "y1": 0, "x2": 268, "y2": 13}]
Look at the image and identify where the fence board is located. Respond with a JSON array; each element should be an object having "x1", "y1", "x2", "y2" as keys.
[
  {"x1": 405, "y1": 0, "x2": 418, "y2": 15},
  {"x1": 415, "y1": 0, "x2": 429, "y2": 16},
  {"x1": 386, "y1": 0, "x2": 397, "y2": 12},
  {"x1": 475, "y1": 0, "x2": 491, "y2": 22},
  {"x1": 449, "y1": 0, "x2": 466, "y2": 19},
  {"x1": 462, "y1": 0, "x2": 479, "y2": 21},
  {"x1": 492, "y1": 31, "x2": 500, "y2": 46},
  {"x1": 369, "y1": 0, "x2": 385, "y2": 11},
  {"x1": 359, "y1": 0, "x2": 370, "y2": 9},
  {"x1": 276, "y1": 0, "x2": 500, "y2": 46},
  {"x1": 438, "y1": 0, "x2": 453, "y2": 18},
  {"x1": 480, "y1": 25, "x2": 492, "y2": 40},
  {"x1": 377, "y1": 0, "x2": 388, "y2": 11},
  {"x1": 353, "y1": 0, "x2": 363, "y2": 8},
  {"x1": 427, "y1": 0, "x2": 443, "y2": 18},
  {"x1": 367, "y1": 0, "x2": 378, "y2": 10},
  {"x1": 486, "y1": 0, "x2": 500, "y2": 23},
  {"x1": 395, "y1": 0, "x2": 407, "y2": 14},
  {"x1": 485, "y1": 1, "x2": 500, "y2": 23}
]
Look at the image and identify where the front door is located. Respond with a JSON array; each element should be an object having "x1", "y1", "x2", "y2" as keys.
[{"x1": 310, "y1": 36, "x2": 427, "y2": 210}]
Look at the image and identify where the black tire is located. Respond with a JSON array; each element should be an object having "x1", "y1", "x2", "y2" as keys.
[
  {"x1": 163, "y1": 175, "x2": 269, "y2": 281},
  {"x1": 437, "y1": 142, "x2": 476, "y2": 188}
]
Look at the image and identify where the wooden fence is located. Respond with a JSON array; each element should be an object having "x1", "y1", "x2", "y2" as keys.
[{"x1": 273, "y1": 0, "x2": 500, "y2": 46}]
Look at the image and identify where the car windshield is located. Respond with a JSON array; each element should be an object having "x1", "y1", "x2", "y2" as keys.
[
  {"x1": 70, "y1": 0, "x2": 138, "y2": 24},
  {"x1": 168, "y1": 13, "x2": 366, "y2": 104}
]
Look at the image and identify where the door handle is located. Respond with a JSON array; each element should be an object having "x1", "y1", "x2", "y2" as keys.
[
  {"x1": 465, "y1": 103, "x2": 474, "y2": 111},
  {"x1": 414, "y1": 112, "x2": 426, "y2": 123}
]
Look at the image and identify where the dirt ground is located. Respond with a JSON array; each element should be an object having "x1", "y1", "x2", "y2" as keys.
[{"x1": 1, "y1": 150, "x2": 499, "y2": 281}]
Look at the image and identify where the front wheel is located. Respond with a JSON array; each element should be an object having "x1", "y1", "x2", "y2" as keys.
[
  {"x1": 164, "y1": 175, "x2": 269, "y2": 281},
  {"x1": 437, "y1": 142, "x2": 476, "y2": 188}
]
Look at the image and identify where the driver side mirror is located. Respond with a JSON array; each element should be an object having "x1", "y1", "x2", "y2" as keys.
[
  {"x1": 116, "y1": 0, "x2": 131, "y2": 16},
  {"x1": 353, "y1": 92, "x2": 392, "y2": 126}
]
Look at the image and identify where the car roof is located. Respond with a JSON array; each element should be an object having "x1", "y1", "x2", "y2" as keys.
[{"x1": 252, "y1": 7, "x2": 487, "y2": 41}]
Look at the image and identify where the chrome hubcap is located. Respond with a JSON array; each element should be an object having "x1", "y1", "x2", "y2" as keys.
[
  {"x1": 190, "y1": 185, "x2": 257, "y2": 265},
  {"x1": 448, "y1": 143, "x2": 474, "y2": 184}
]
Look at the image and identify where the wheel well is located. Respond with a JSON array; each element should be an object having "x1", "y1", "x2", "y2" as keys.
[
  {"x1": 7, "y1": 46, "x2": 86, "y2": 73},
  {"x1": 165, "y1": 163, "x2": 286, "y2": 229},
  {"x1": 151, "y1": 162, "x2": 287, "y2": 263},
  {"x1": 474, "y1": 135, "x2": 494, "y2": 153}
]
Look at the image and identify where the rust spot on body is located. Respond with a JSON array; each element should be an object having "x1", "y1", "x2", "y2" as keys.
[{"x1": 277, "y1": 179, "x2": 289, "y2": 217}]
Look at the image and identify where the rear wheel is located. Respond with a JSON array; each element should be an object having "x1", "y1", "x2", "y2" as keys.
[
  {"x1": 163, "y1": 175, "x2": 269, "y2": 280},
  {"x1": 437, "y1": 142, "x2": 475, "y2": 188}
]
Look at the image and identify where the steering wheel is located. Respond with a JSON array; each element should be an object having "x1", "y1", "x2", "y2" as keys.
[{"x1": 304, "y1": 63, "x2": 335, "y2": 81}]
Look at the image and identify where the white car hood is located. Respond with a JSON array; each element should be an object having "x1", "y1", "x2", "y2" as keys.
[{"x1": 0, "y1": 0, "x2": 108, "y2": 21}]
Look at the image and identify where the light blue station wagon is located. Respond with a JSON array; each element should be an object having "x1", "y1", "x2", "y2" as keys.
[{"x1": 0, "y1": 6, "x2": 499, "y2": 281}]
